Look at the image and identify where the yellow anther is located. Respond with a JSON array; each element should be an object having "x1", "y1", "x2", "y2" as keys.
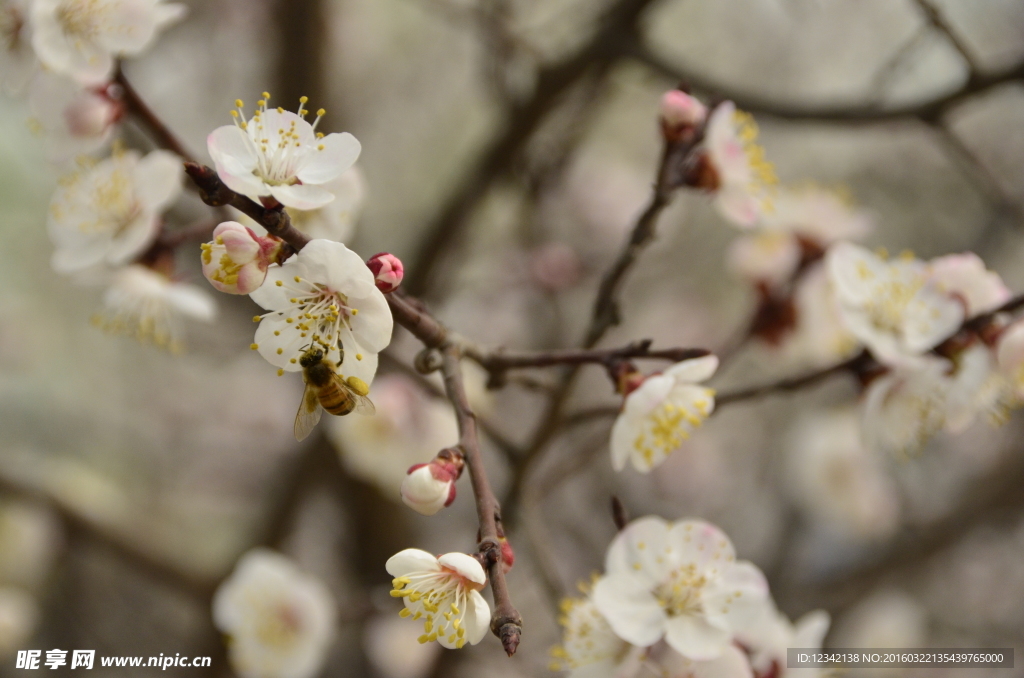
[
  {"x1": 317, "y1": 108, "x2": 326, "y2": 117},
  {"x1": 277, "y1": 369, "x2": 284, "y2": 376},
  {"x1": 250, "y1": 343, "x2": 259, "y2": 350},
  {"x1": 235, "y1": 99, "x2": 244, "y2": 108},
  {"x1": 276, "y1": 348, "x2": 283, "y2": 355},
  {"x1": 230, "y1": 110, "x2": 239, "y2": 117},
  {"x1": 317, "y1": 144, "x2": 325, "y2": 151},
  {"x1": 351, "y1": 308, "x2": 359, "y2": 315},
  {"x1": 294, "y1": 276, "x2": 301, "y2": 283},
  {"x1": 275, "y1": 280, "x2": 283, "y2": 286},
  {"x1": 252, "y1": 315, "x2": 261, "y2": 322},
  {"x1": 300, "y1": 96, "x2": 308, "y2": 103}
]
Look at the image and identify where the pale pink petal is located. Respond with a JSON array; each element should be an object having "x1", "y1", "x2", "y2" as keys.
[
  {"x1": 296, "y1": 132, "x2": 361, "y2": 185},
  {"x1": 437, "y1": 552, "x2": 486, "y2": 585}
]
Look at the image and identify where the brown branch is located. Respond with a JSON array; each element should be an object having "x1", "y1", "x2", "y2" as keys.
[
  {"x1": 467, "y1": 341, "x2": 709, "y2": 377},
  {"x1": 114, "y1": 67, "x2": 197, "y2": 163},
  {"x1": 0, "y1": 472, "x2": 216, "y2": 600},
  {"x1": 629, "y1": 40, "x2": 1024, "y2": 124},
  {"x1": 405, "y1": 0, "x2": 666, "y2": 296},
  {"x1": 183, "y1": 163, "x2": 310, "y2": 253},
  {"x1": 440, "y1": 344, "x2": 523, "y2": 655}
]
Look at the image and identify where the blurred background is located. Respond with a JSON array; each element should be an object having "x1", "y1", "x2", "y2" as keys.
[{"x1": 1, "y1": 0, "x2": 1024, "y2": 675}]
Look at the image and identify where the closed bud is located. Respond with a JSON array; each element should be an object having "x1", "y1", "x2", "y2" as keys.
[
  {"x1": 660, "y1": 90, "x2": 707, "y2": 141},
  {"x1": 401, "y1": 449, "x2": 464, "y2": 516},
  {"x1": 201, "y1": 221, "x2": 282, "y2": 294},
  {"x1": 367, "y1": 252, "x2": 404, "y2": 293}
]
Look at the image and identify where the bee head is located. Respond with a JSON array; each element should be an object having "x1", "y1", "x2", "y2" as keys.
[{"x1": 299, "y1": 346, "x2": 324, "y2": 367}]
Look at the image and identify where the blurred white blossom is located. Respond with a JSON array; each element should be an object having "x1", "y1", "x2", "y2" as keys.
[
  {"x1": 592, "y1": 517, "x2": 768, "y2": 660},
  {"x1": 928, "y1": 252, "x2": 1010, "y2": 316},
  {"x1": 48, "y1": 149, "x2": 181, "y2": 274},
  {"x1": 0, "y1": 500, "x2": 61, "y2": 591},
  {"x1": 703, "y1": 102, "x2": 777, "y2": 228},
  {"x1": 213, "y1": 548, "x2": 337, "y2": 678},
  {"x1": 363, "y1": 613, "x2": 440, "y2": 678},
  {"x1": 0, "y1": 0, "x2": 36, "y2": 94},
  {"x1": 785, "y1": 408, "x2": 899, "y2": 539},
  {"x1": 737, "y1": 602, "x2": 829, "y2": 678},
  {"x1": 0, "y1": 587, "x2": 39, "y2": 660},
  {"x1": 29, "y1": 71, "x2": 120, "y2": 160},
  {"x1": 286, "y1": 167, "x2": 366, "y2": 242},
  {"x1": 31, "y1": 0, "x2": 187, "y2": 85},
  {"x1": 550, "y1": 592, "x2": 640, "y2": 678},
  {"x1": 93, "y1": 265, "x2": 216, "y2": 352},
  {"x1": 827, "y1": 243, "x2": 962, "y2": 367}
]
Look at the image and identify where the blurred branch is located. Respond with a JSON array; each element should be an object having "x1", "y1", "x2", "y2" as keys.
[
  {"x1": 0, "y1": 472, "x2": 216, "y2": 600},
  {"x1": 405, "y1": 0, "x2": 667, "y2": 296},
  {"x1": 782, "y1": 442, "x2": 1024, "y2": 617},
  {"x1": 114, "y1": 66, "x2": 197, "y2": 163},
  {"x1": 466, "y1": 341, "x2": 710, "y2": 380},
  {"x1": 716, "y1": 291, "x2": 1024, "y2": 407},
  {"x1": 909, "y1": 0, "x2": 981, "y2": 79},
  {"x1": 629, "y1": 40, "x2": 1024, "y2": 124}
]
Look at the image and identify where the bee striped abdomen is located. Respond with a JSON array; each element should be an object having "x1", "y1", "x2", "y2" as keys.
[{"x1": 319, "y1": 382, "x2": 356, "y2": 415}]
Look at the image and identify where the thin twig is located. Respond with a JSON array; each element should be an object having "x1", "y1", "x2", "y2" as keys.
[
  {"x1": 440, "y1": 344, "x2": 523, "y2": 656},
  {"x1": 115, "y1": 67, "x2": 197, "y2": 163}
]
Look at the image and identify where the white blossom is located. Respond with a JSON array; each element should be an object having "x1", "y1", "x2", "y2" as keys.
[
  {"x1": 0, "y1": 500, "x2": 62, "y2": 591},
  {"x1": 550, "y1": 593, "x2": 640, "y2": 678},
  {"x1": 996, "y1": 321, "x2": 1024, "y2": 403},
  {"x1": 703, "y1": 102, "x2": 777, "y2": 228},
  {"x1": 29, "y1": 71, "x2": 120, "y2": 160},
  {"x1": 249, "y1": 239, "x2": 392, "y2": 386},
  {"x1": 861, "y1": 357, "x2": 952, "y2": 455},
  {"x1": 736, "y1": 601, "x2": 829, "y2": 678},
  {"x1": 726, "y1": 229, "x2": 802, "y2": 288},
  {"x1": 657, "y1": 644, "x2": 754, "y2": 678},
  {"x1": 785, "y1": 408, "x2": 899, "y2": 539},
  {"x1": 0, "y1": 0, "x2": 36, "y2": 94},
  {"x1": 207, "y1": 94, "x2": 361, "y2": 210},
  {"x1": 48, "y1": 149, "x2": 182, "y2": 274},
  {"x1": 784, "y1": 263, "x2": 861, "y2": 368},
  {"x1": 93, "y1": 265, "x2": 216, "y2": 352},
  {"x1": 610, "y1": 356, "x2": 718, "y2": 473},
  {"x1": 592, "y1": 517, "x2": 768, "y2": 661},
  {"x1": 213, "y1": 548, "x2": 337, "y2": 678},
  {"x1": 31, "y1": 0, "x2": 187, "y2": 85},
  {"x1": 0, "y1": 588, "x2": 39, "y2": 660},
  {"x1": 928, "y1": 252, "x2": 1009, "y2": 316},
  {"x1": 827, "y1": 242, "x2": 963, "y2": 367},
  {"x1": 201, "y1": 221, "x2": 282, "y2": 295},
  {"x1": 386, "y1": 549, "x2": 490, "y2": 650},
  {"x1": 763, "y1": 186, "x2": 872, "y2": 246}
]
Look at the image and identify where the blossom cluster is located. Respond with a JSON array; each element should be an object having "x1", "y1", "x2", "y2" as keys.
[{"x1": 552, "y1": 516, "x2": 829, "y2": 678}]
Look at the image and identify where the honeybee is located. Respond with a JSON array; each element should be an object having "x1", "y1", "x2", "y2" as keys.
[{"x1": 294, "y1": 344, "x2": 375, "y2": 441}]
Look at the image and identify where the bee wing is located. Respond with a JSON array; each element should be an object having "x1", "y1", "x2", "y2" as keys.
[
  {"x1": 350, "y1": 392, "x2": 376, "y2": 416},
  {"x1": 294, "y1": 384, "x2": 324, "y2": 441}
]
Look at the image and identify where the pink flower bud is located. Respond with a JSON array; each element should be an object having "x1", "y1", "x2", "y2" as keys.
[
  {"x1": 660, "y1": 90, "x2": 707, "y2": 131},
  {"x1": 367, "y1": 252, "x2": 404, "y2": 293},
  {"x1": 499, "y1": 538, "x2": 515, "y2": 574},
  {"x1": 201, "y1": 222, "x2": 282, "y2": 295},
  {"x1": 64, "y1": 89, "x2": 120, "y2": 138},
  {"x1": 401, "y1": 449, "x2": 464, "y2": 516}
]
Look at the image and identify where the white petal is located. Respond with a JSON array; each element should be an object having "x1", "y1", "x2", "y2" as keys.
[
  {"x1": 105, "y1": 214, "x2": 161, "y2": 265},
  {"x1": 296, "y1": 132, "x2": 361, "y2": 185},
  {"x1": 208, "y1": 125, "x2": 259, "y2": 171},
  {"x1": 793, "y1": 610, "x2": 830, "y2": 648},
  {"x1": 133, "y1": 149, "x2": 183, "y2": 212},
  {"x1": 622, "y1": 374, "x2": 674, "y2": 418},
  {"x1": 270, "y1": 183, "x2": 335, "y2": 210},
  {"x1": 437, "y1": 552, "x2": 486, "y2": 585},
  {"x1": 164, "y1": 284, "x2": 217, "y2": 322},
  {"x1": 664, "y1": 355, "x2": 719, "y2": 384},
  {"x1": 592, "y1": 574, "x2": 666, "y2": 648},
  {"x1": 667, "y1": 520, "x2": 735, "y2": 572},
  {"x1": 604, "y1": 515, "x2": 672, "y2": 582},
  {"x1": 703, "y1": 561, "x2": 769, "y2": 631},
  {"x1": 385, "y1": 549, "x2": 440, "y2": 577},
  {"x1": 249, "y1": 262, "x2": 294, "y2": 310},
  {"x1": 663, "y1": 614, "x2": 731, "y2": 660},
  {"x1": 463, "y1": 590, "x2": 491, "y2": 645},
  {"x1": 255, "y1": 315, "x2": 308, "y2": 371},
  {"x1": 609, "y1": 412, "x2": 634, "y2": 472}
]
